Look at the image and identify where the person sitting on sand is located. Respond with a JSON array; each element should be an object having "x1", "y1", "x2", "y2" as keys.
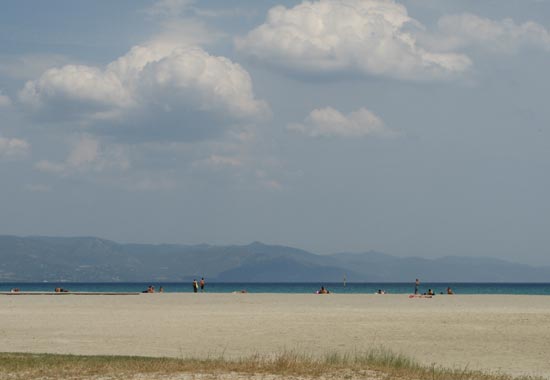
[
  {"x1": 318, "y1": 286, "x2": 329, "y2": 294},
  {"x1": 427, "y1": 289, "x2": 435, "y2": 296},
  {"x1": 447, "y1": 287, "x2": 454, "y2": 295},
  {"x1": 376, "y1": 289, "x2": 386, "y2": 294},
  {"x1": 143, "y1": 285, "x2": 154, "y2": 293}
]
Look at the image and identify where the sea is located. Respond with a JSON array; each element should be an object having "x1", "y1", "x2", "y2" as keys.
[{"x1": 1, "y1": 282, "x2": 550, "y2": 295}]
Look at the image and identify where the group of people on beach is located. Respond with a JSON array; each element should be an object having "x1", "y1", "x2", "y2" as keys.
[
  {"x1": 141, "y1": 278, "x2": 206, "y2": 293},
  {"x1": 10, "y1": 278, "x2": 456, "y2": 295},
  {"x1": 143, "y1": 285, "x2": 164, "y2": 293},
  {"x1": 192, "y1": 278, "x2": 205, "y2": 293},
  {"x1": 414, "y1": 278, "x2": 454, "y2": 295},
  {"x1": 317, "y1": 286, "x2": 330, "y2": 294}
]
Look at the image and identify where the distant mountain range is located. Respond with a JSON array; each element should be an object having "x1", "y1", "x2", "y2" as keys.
[{"x1": 1, "y1": 235, "x2": 549, "y2": 282}]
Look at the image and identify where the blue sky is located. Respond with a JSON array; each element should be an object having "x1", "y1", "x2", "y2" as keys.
[{"x1": 1, "y1": 0, "x2": 549, "y2": 264}]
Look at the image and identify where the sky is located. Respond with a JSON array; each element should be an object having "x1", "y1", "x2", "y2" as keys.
[{"x1": 1, "y1": 0, "x2": 550, "y2": 265}]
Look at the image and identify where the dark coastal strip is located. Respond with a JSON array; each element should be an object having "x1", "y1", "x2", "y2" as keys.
[{"x1": 0, "y1": 292, "x2": 140, "y2": 295}]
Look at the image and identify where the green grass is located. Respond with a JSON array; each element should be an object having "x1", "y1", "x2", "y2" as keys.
[{"x1": 0, "y1": 349, "x2": 545, "y2": 380}]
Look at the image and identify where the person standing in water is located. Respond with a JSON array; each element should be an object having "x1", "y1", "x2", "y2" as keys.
[
  {"x1": 414, "y1": 278, "x2": 420, "y2": 294},
  {"x1": 193, "y1": 279, "x2": 199, "y2": 293},
  {"x1": 200, "y1": 277, "x2": 205, "y2": 292}
]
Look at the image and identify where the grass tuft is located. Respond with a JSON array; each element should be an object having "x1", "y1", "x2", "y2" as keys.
[{"x1": 0, "y1": 350, "x2": 546, "y2": 380}]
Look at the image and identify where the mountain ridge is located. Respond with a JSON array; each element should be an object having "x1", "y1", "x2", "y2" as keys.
[{"x1": 1, "y1": 235, "x2": 548, "y2": 282}]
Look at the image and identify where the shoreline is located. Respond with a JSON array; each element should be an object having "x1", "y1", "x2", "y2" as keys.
[{"x1": 2, "y1": 281, "x2": 550, "y2": 296}]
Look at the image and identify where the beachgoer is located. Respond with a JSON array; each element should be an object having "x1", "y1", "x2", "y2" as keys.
[
  {"x1": 447, "y1": 287, "x2": 454, "y2": 295},
  {"x1": 193, "y1": 279, "x2": 198, "y2": 293},
  {"x1": 318, "y1": 286, "x2": 329, "y2": 294},
  {"x1": 159, "y1": 286, "x2": 164, "y2": 293},
  {"x1": 200, "y1": 277, "x2": 205, "y2": 292},
  {"x1": 143, "y1": 285, "x2": 154, "y2": 293},
  {"x1": 427, "y1": 289, "x2": 434, "y2": 296},
  {"x1": 415, "y1": 278, "x2": 420, "y2": 294}
]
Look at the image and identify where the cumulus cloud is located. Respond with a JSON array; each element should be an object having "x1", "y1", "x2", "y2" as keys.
[
  {"x1": 18, "y1": 42, "x2": 269, "y2": 139},
  {"x1": 288, "y1": 106, "x2": 394, "y2": 138},
  {"x1": 236, "y1": 0, "x2": 471, "y2": 80},
  {"x1": 0, "y1": 135, "x2": 30, "y2": 158},
  {"x1": 19, "y1": 65, "x2": 133, "y2": 121},
  {"x1": 35, "y1": 135, "x2": 129, "y2": 175},
  {"x1": 434, "y1": 13, "x2": 550, "y2": 53}
]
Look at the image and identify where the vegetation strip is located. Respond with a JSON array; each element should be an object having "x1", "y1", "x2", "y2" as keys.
[{"x1": 0, "y1": 351, "x2": 544, "y2": 380}]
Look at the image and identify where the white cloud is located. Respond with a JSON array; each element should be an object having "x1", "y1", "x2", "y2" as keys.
[
  {"x1": 137, "y1": 46, "x2": 270, "y2": 120},
  {"x1": 236, "y1": 0, "x2": 471, "y2": 80},
  {"x1": 435, "y1": 13, "x2": 550, "y2": 53},
  {"x1": 19, "y1": 65, "x2": 133, "y2": 120},
  {"x1": 35, "y1": 135, "x2": 129, "y2": 175},
  {"x1": 288, "y1": 106, "x2": 394, "y2": 138},
  {"x1": 19, "y1": 42, "x2": 269, "y2": 138},
  {"x1": 0, "y1": 135, "x2": 30, "y2": 158},
  {"x1": 0, "y1": 91, "x2": 11, "y2": 107}
]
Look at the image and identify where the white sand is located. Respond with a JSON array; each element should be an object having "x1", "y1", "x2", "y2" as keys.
[{"x1": 1, "y1": 293, "x2": 549, "y2": 377}]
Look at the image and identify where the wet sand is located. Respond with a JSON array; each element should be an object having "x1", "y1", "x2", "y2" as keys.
[{"x1": 1, "y1": 293, "x2": 549, "y2": 377}]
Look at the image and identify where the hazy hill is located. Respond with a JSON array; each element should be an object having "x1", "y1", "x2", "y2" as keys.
[{"x1": 0, "y1": 235, "x2": 549, "y2": 282}]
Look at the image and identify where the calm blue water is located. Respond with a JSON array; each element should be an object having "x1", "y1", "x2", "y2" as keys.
[{"x1": 1, "y1": 282, "x2": 550, "y2": 295}]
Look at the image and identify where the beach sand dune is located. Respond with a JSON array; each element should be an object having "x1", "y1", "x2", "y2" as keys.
[{"x1": 1, "y1": 294, "x2": 549, "y2": 377}]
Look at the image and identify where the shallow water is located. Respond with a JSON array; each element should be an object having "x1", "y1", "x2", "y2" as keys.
[{"x1": 2, "y1": 282, "x2": 550, "y2": 295}]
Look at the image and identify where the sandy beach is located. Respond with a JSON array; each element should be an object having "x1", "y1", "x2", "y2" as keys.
[{"x1": 1, "y1": 293, "x2": 549, "y2": 378}]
